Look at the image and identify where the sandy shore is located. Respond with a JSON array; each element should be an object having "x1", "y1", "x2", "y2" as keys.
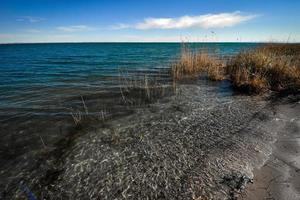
[{"x1": 244, "y1": 99, "x2": 300, "y2": 200}]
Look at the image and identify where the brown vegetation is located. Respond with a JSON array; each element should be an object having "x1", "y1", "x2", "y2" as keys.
[
  {"x1": 172, "y1": 43, "x2": 300, "y2": 94},
  {"x1": 171, "y1": 45, "x2": 225, "y2": 81},
  {"x1": 227, "y1": 44, "x2": 300, "y2": 93}
]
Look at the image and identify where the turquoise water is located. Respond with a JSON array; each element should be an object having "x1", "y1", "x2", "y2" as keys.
[
  {"x1": 0, "y1": 43, "x2": 256, "y2": 111},
  {"x1": 0, "y1": 43, "x2": 257, "y2": 164}
]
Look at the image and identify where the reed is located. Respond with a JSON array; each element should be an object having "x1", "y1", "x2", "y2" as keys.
[
  {"x1": 172, "y1": 43, "x2": 300, "y2": 94},
  {"x1": 118, "y1": 72, "x2": 174, "y2": 106},
  {"x1": 227, "y1": 44, "x2": 300, "y2": 93},
  {"x1": 171, "y1": 44, "x2": 225, "y2": 81}
]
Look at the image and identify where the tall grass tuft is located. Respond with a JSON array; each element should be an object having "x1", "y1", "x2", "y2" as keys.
[
  {"x1": 171, "y1": 44, "x2": 225, "y2": 81},
  {"x1": 118, "y1": 72, "x2": 174, "y2": 106},
  {"x1": 227, "y1": 44, "x2": 300, "y2": 93}
]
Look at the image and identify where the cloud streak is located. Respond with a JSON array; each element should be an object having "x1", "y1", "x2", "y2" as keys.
[
  {"x1": 17, "y1": 16, "x2": 44, "y2": 23},
  {"x1": 56, "y1": 25, "x2": 93, "y2": 32},
  {"x1": 114, "y1": 12, "x2": 257, "y2": 30}
]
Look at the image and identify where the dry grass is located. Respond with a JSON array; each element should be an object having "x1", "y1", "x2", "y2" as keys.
[
  {"x1": 70, "y1": 96, "x2": 88, "y2": 126},
  {"x1": 118, "y1": 72, "x2": 175, "y2": 105},
  {"x1": 172, "y1": 43, "x2": 300, "y2": 94},
  {"x1": 171, "y1": 45, "x2": 225, "y2": 81},
  {"x1": 207, "y1": 62, "x2": 226, "y2": 81},
  {"x1": 227, "y1": 44, "x2": 300, "y2": 94},
  {"x1": 69, "y1": 96, "x2": 109, "y2": 127}
]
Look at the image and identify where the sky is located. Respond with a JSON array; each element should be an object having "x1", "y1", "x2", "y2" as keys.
[{"x1": 0, "y1": 0, "x2": 299, "y2": 43}]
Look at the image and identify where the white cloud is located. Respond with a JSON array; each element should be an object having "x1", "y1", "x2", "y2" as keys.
[
  {"x1": 17, "y1": 16, "x2": 44, "y2": 23},
  {"x1": 110, "y1": 23, "x2": 131, "y2": 30},
  {"x1": 56, "y1": 25, "x2": 93, "y2": 32},
  {"x1": 115, "y1": 11, "x2": 257, "y2": 30}
]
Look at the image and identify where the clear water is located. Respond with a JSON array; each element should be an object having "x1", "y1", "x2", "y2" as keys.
[{"x1": 0, "y1": 43, "x2": 257, "y2": 164}]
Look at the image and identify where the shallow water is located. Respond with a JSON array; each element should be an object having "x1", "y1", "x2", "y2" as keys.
[
  {"x1": 0, "y1": 43, "x2": 256, "y2": 111},
  {"x1": 8, "y1": 79, "x2": 283, "y2": 199},
  {"x1": 0, "y1": 43, "x2": 257, "y2": 160},
  {"x1": 0, "y1": 43, "x2": 259, "y2": 198}
]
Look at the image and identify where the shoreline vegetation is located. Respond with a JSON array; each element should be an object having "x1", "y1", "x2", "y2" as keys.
[
  {"x1": 73, "y1": 43, "x2": 300, "y2": 128},
  {"x1": 172, "y1": 43, "x2": 300, "y2": 94}
]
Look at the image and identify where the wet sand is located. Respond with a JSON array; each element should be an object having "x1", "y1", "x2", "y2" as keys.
[{"x1": 244, "y1": 100, "x2": 300, "y2": 200}]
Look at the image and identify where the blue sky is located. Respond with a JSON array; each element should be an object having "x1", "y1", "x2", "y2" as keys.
[{"x1": 0, "y1": 0, "x2": 299, "y2": 43}]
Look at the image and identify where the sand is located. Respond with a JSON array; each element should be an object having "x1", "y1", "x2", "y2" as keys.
[{"x1": 244, "y1": 100, "x2": 300, "y2": 200}]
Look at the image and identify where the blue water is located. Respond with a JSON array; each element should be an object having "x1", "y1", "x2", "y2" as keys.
[
  {"x1": 0, "y1": 43, "x2": 257, "y2": 163},
  {"x1": 0, "y1": 43, "x2": 256, "y2": 111}
]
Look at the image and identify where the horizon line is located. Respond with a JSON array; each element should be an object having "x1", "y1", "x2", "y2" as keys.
[{"x1": 1, "y1": 41, "x2": 299, "y2": 45}]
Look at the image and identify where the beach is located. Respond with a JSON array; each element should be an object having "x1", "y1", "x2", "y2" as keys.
[
  {"x1": 245, "y1": 98, "x2": 300, "y2": 200},
  {"x1": 1, "y1": 0, "x2": 299, "y2": 199}
]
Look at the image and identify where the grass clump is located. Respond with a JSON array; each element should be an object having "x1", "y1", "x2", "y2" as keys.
[
  {"x1": 172, "y1": 43, "x2": 300, "y2": 95},
  {"x1": 171, "y1": 45, "x2": 225, "y2": 81},
  {"x1": 227, "y1": 44, "x2": 300, "y2": 94},
  {"x1": 119, "y1": 73, "x2": 174, "y2": 105}
]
